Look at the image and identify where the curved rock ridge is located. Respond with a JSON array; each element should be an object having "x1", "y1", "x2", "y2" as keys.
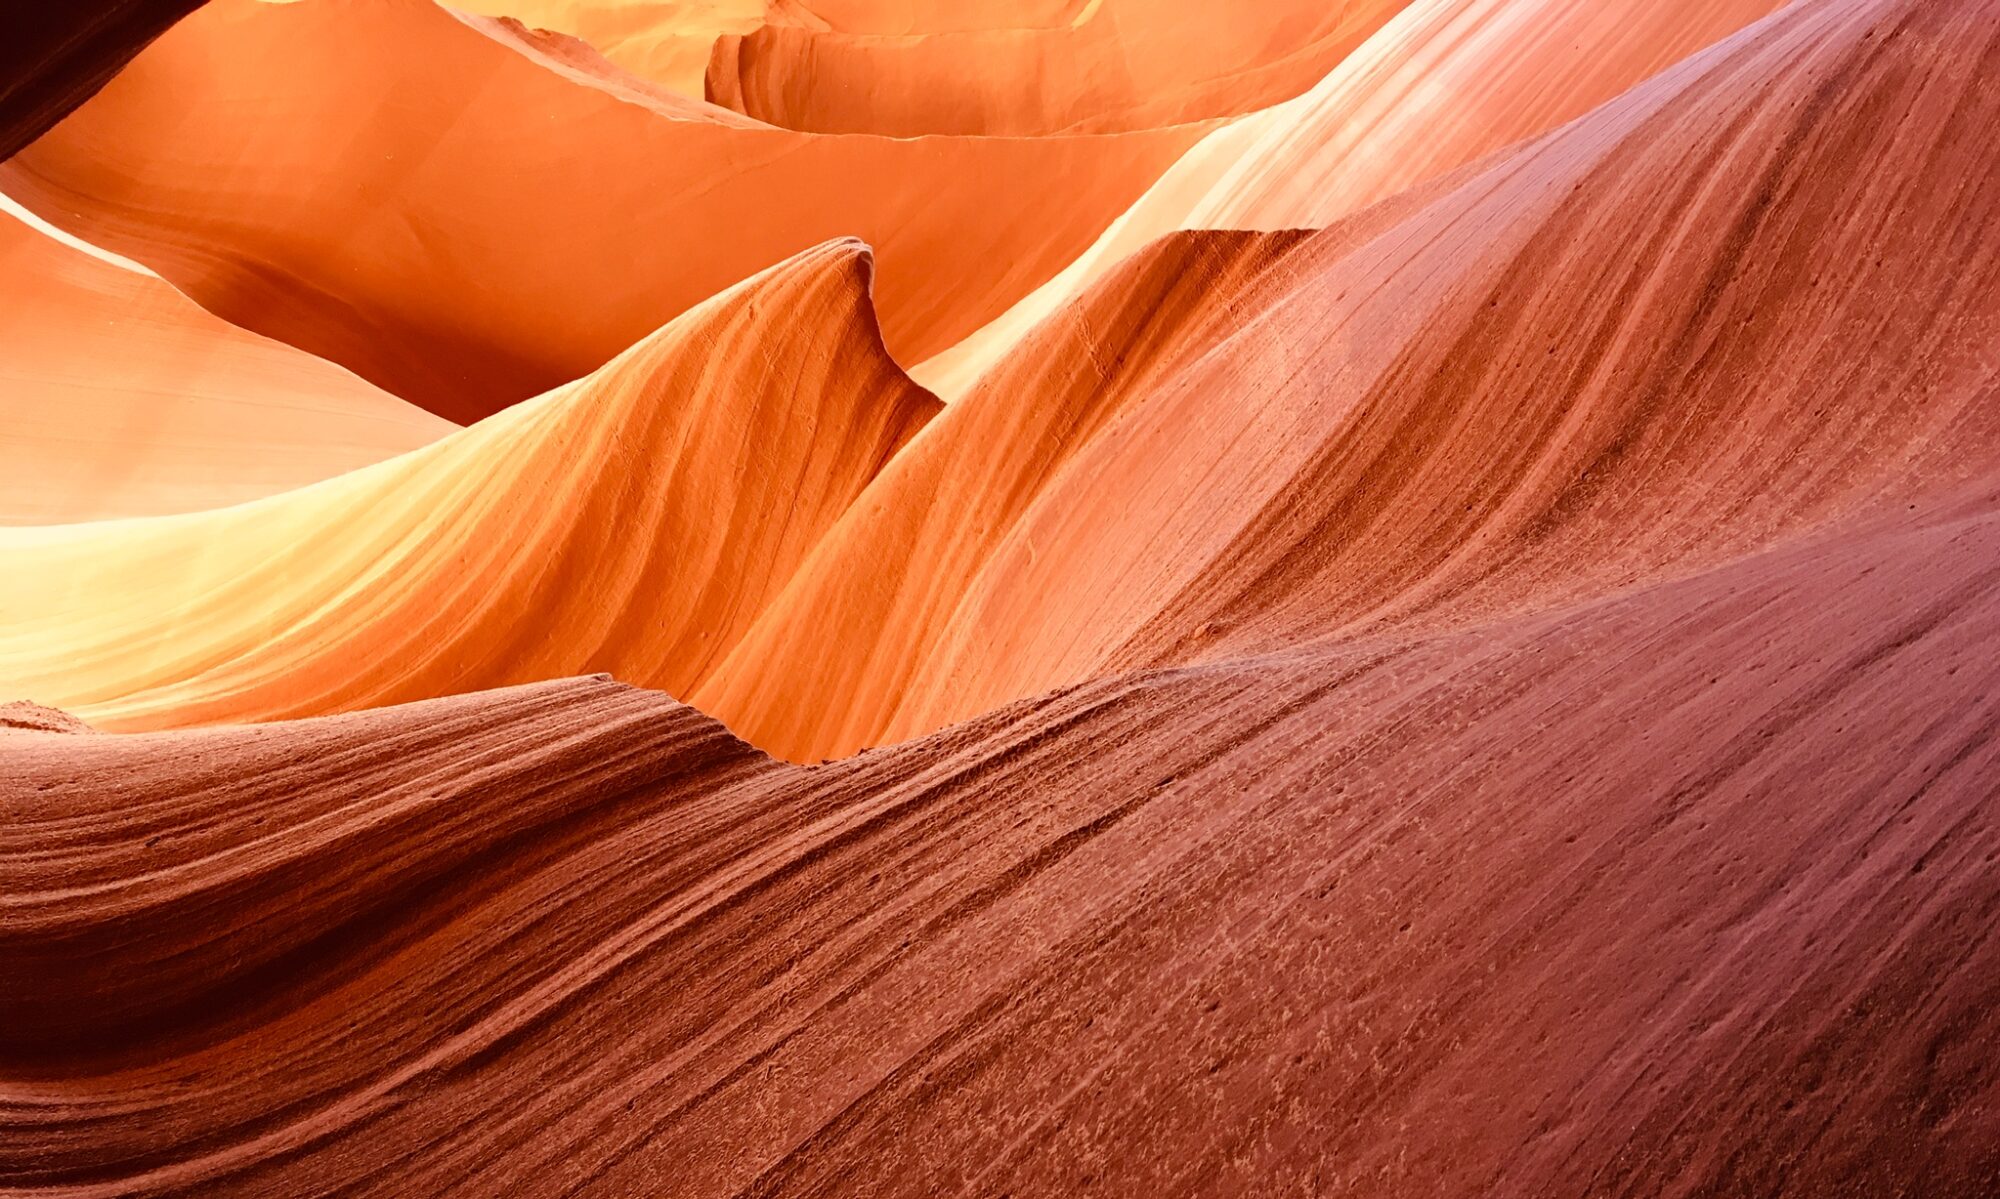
[
  {"x1": 0, "y1": 240, "x2": 937, "y2": 730},
  {"x1": 917, "y1": 0, "x2": 1796, "y2": 395},
  {"x1": 5, "y1": 473, "x2": 1997, "y2": 1195},
  {"x1": 6, "y1": 0, "x2": 1992, "y2": 764},
  {"x1": 704, "y1": 0, "x2": 1414, "y2": 136},
  {"x1": 457, "y1": 9, "x2": 776, "y2": 126},
  {"x1": 448, "y1": 0, "x2": 775, "y2": 98},
  {"x1": 0, "y1": 674, "x2": 773, "y2": 1052},
  {"x1": 695, "y1": 227, "x2": 1322, "y2": 759},
  {"x1": 837, "y1": 0, "x2": 2000, "y2": 753},
  {"x1": 5, "y1": 0, "x2": 1998, "y2": 1192},
  {"x1": 0, "y1": 0, "x2": 1210, "y2": 420},
  {"x1": 0, "y1": 702, "x2": 94, "y2": 735},
  {"x1": 0, "y1": 200, "x2": 453, "y2": 524},
  {"x1": 446, "y1": 0, "x2": 1407, "y2": 125}
]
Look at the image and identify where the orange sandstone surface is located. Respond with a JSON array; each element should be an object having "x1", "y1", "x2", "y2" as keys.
[
  {"x1": 0, "y1": 242, "x2": 933, "y2": 727},
  {"x1": 705, "y1": 0, "x2": 1416, "y2": 136},
  {"x1": 449, "y1": 0, "x2": 1412, "y2": 133},
  {"x1": 0, "y1": 0, "x2": 1210, "y2": 421},
  {"x1": 0, "y1": 201, "x2": 451, "y2": 523},
  {"x1": 4, "y1": 0, "x2": 1999, "y2": 1195},
  {"x1": 915, "y1": 0, "x2": 1798, "y2": 394},
  {"x1": 8, "y1": 0, "x2": 1994, "y2": 760},
  {"x1": 449, "y1": 0, "x2": 773, "y2": 97},
  {"x1": 822, "y1": 0, "x2": 2000, "y2": 754}
]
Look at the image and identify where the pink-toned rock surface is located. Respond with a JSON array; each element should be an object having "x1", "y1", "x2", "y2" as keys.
[{"x1": 7, "y1": 472, "x2": 1999, "y2": 1194}]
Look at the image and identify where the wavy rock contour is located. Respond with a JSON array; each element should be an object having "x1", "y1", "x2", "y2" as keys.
[
  {"x1": 0, "y1": 241, "x2": 934, "y2": 729},
  {"x1": 6, "y1": 475, "x2": 1998, "y2": 1193},
  {"x1": 820, "y1": 0, "x2": 2000, "y2": 755},
  {"x1": 705, "y1": 0, "x2": 1414, "y2": 136},
  {"x1": 0, "y1": 0, "x2": 1208, "y2": 420},
  {"x1": 918, "y1": 0, "x2": 1797, "y2": 395}
]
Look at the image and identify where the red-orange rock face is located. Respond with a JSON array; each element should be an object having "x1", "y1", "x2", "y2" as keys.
[{"x1": 4, "y1": 1, "x2": 1998, "y2": 1195}]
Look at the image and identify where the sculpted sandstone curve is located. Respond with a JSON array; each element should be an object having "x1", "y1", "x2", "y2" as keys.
[
  {"x1": 917, "y1": 0, "x2": 1796, "y2": 396},
  {"x1": 0, "y1": 241, "x2": 935, "y2": 730},
  {"x1": 695, "y1": 227, "x2": 1320, "y2": 759},
  {"x1": 705, "y1": 0, "x2": 1415, "y2": 136},
  {"x1": 723, "y1": 0, "x2": 2000, "y2": 757},
  {"x1": 4, "y1": 2, "x2": 1997, "y2": 1194},
  {"x1": 0, "y1": 0, "x2": 1209, "y2": 420},
  {"x1": 448, "y1": 0, "x2": 773, "y2": 98},
  {"x1": 7, "y1": 474, "x2": 1998, "y2": 1193}
]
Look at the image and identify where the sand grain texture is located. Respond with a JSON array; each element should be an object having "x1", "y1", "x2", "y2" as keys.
[{"x1": 6, "y1": 476, "x2": 1999, "y2": 1194}]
